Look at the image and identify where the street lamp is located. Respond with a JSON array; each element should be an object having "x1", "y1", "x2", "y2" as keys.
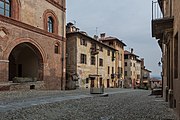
[{"x1": 158, "y1": 61, "x2": 161, "y2": 67}]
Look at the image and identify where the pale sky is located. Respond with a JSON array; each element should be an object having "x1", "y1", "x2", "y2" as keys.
[{"x1": 66, "y1": 0, "x2": 162, "y2": 77}]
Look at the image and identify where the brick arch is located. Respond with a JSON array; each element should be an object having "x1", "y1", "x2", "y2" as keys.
[
  {"x1": 11, "y1": 0, "x2": 21, "y2": 20},
  {"x1": 3, "y1": 38, "x2": 46, "y2": 63},
  {"x1": 43, "y1": 9, "x2": 59, "y2": 34}
]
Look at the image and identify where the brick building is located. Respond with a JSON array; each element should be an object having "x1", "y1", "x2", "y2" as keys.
[
  {"x1": 66, "y1": 23, "x2": 117, "y2": 89},
  {"x1": 0, "y1": 0, "x2": 66, "y2": 90},
  {"x1": 152, "y1": 0, "x2": 180, "y2": 118}
]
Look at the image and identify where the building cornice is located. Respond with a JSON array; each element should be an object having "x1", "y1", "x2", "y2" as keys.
[
  {"x1": 67, "y1": 32, "x2": 117, "y2": 51},
  {"x1": 0, "y1": 15, "x2": 65, "y2": 41},
  {"x1": 45, "y1": 0, "x2": 66, "y2": 12}
]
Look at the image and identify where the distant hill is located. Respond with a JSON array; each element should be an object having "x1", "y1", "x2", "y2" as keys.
[
  {"x1": 151, "y1": 76, "x2": 162, "y2": 80},
  {"x1": 151, "y1": 75, "x2": 162, "y2": 80}
]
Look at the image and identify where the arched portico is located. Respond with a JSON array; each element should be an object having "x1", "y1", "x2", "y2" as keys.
[{"x1": 8, "y1": 42, "x2": 44, "y2": 82}]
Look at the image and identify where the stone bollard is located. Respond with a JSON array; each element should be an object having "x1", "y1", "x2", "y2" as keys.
[
  {"x1": 165, "y1": 86, "x2": 168, "y2": 102},
  {"x1": 168, "y1": 89, "x2": 173, "y2": 108}
]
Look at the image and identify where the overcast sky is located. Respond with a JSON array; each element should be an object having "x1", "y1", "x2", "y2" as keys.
[{"x1": 66, "y1": 0, "x2": 162, "y2": 77}]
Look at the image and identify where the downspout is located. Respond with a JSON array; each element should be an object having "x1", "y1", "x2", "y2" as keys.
[{"x1": 61, "y1": 0, "x2": 66, "y2": 90}]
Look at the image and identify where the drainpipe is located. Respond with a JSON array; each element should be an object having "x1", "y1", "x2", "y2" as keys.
[{"x1": 61, "y1": 3, "x2": 66, "y2": 90}]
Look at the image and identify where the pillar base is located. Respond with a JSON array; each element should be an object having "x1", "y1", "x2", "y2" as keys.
[{"x1": 0, "y1": 60, "x2": 9, "y2": 82}]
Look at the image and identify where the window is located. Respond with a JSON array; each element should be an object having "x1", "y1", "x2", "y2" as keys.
[
  {"x1": 80, "y1": 38, "x2": 87, "y2": 46},
  {"x1": 54, "y1": 43, "x2": 59, "y2": 54},
  {"x1": 118, "y1": 67, "x2": 120, "y2": 74},
  {"x1": 121, "y1": 67, "x2": 123, "y2": 74},
  {"x1": 124, "y1": 55, "x2": 128, "y2": 59},
  {"x1": 99, "y1": 58, "x2": 103, "y2": 66},
  {"x1": 107, "y1": 50, "x2": 110, "y2": 56},
  {"x1": 99, "y1": 46, "x2": 103, "y2": 52},
  {"x1": 91, "y1": 56, "x2": 96, "y2": 65},
  {"x1": 125, "y1": 62, "x2": 127, "y2": 66},
  {"x1": 112, "y1": 51, "x2": 115, "y2": 61},
  {"x1": 112, "y1": 67, "x2": 114, "y2": 74},
  {"x1": 174, "y1": 33, "x2": 178, "y2": 79},
  {"x1": 91, "y1": 42, "x2": 96, "y2": 49},
  {"x1": 0, "y1": 0, "x2": 11, "y2": 17},
  {"x1": 125, "y1": 71, "x2": 127, "y2": 76},
  {"x1": 133, "y1": 63, "x2": 135, "y2": 67},
  {"x1": 109, "y1": 42, "x2": 113, "y2": 46},
  {"x1": 43, "y1": 10, "x2": 58, "y2": 34},
  {"x1": 48, "y1": 17, "x2": 53, "y2": 33},
  {"x1": 86, "y1": 78, "x2": 89, "y2": 84},
  {"x1": 80, "y1": 54, "x2": 87, "y2": 64},
  {"x1": 108, "y1": 66, "x2": 110, "y2": 74}
]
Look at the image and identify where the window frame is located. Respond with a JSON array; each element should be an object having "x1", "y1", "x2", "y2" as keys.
[
  {"x1": 99, "y1": 58, "x2": 103, "y2": 66},
  {"x1": 54, "y1": 43, "x2": 59, "y2": 54},
  {"x1": 91, "y1": 56, "x2": 96, "y2": 65},
  {"x1": 80, "y1": 54, "x2": 87, "y2": 64},
  {"x1": 108, "y1": 66, "x2": 110, "y2": 74},
  {"x1": 48, "y1": 17, "x2": 54, "y2": 33},
  {"x1": 80, "y1": 38, "x2": 87, "y2": 46},
  {"x1": 0, "y1": 0, "x2": 11, "y2": 17},
  {"x1": 43, "y1": 9, "x2": 58, "y2": 34},
  {"x1": 107, "y1": 50, "x2": 110, "y2": 56}
]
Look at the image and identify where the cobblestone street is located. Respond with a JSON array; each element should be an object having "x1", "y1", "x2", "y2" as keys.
[{"x1": 0, "y1": 88, "x2": 177, "y2": 120}]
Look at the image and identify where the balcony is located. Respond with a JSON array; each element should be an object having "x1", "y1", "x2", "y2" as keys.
[
  {"x1": 91, "y1": 50, "x2": 99, "y2": 55},
  {"x1": 151, "y1": 1, "x2": 174, "y2": 40},
  {"x1": 111, "y1": 74, "x2": 115, "y2": 79},
  {"x1": 90, "y1": 47, "x2": 99, "y2": 55}
]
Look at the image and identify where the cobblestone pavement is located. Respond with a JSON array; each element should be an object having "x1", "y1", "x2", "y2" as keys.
[{"x1": 0, "y1": 88, "x2": 177, "y2": 120}]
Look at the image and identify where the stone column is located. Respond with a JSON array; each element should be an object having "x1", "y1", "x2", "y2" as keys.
[{"x1": 0, "y1": 60, "x2": 9, "y2": 82}]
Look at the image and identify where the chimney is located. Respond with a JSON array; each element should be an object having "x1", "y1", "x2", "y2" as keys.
[
  {"x1": 141, "y1": 58, "x2": 144, "y2": 68},
  {"x1": 66, "y1": 22, "x2": 78, "y2": 33},
  {"x1": 94, "y1": 35, "x2": 98, "y2": 40},
  {"x1": 131, "y1": 48, "x2": 133, "y2": 53},
  {"x1": 100, "y1": 33, "x2": 106, "y2": 38}
]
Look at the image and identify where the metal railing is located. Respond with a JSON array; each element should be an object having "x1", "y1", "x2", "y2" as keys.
[{"x1": 152, "y1": 1, "x2": 163, "y2": 20}]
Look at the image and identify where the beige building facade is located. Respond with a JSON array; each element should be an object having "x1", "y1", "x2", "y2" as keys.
[
  {"x1": 99, "y1": 34, "x2": 126, "y2": 87},
  {"x1": 66, "y1": 23, "x2": 117, "y2": 89},
  {"x1": 152, "y1": 0, "x2": 180, "y2": 118},
  {"x1": 124, "y1": 50, "x2": 139, "y2": 88},
  {"x1": 0, "y1": 0, "x2": 66, "y2": 90}
]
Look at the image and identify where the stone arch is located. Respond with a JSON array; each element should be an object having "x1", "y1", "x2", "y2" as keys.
[
  {"x1": 3, "y1": 38, "x2": 46, "y2": 81},
  {"x1": 43, "y1": 9, "x2": 59, "y2": 34},
  {"x1": 3, "y1": 38, "x2": 46, "y2": 61}
]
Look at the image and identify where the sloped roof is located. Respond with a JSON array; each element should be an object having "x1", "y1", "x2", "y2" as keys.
[
  {"x1": 67, "y1": 32, "x2": 117, "y2": 51},
  {"x1": 124, "y1": 50, "x2": 139, "y2": 57},
  {"x1": 99, "y1": 36, "x2": 126, "y2": 46}
]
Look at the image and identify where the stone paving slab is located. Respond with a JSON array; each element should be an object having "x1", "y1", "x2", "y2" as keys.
[{"x1": 0, "y1": 89, "x2": 177, "y2": 120}]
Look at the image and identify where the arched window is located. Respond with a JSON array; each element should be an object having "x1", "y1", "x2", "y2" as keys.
[
  {"x1": 48, "y1": 17, "x2": 53, "y2": 33},
  {"x1": 0, "y1": 0, "x2": 11, "y2": 17},
  {"x1": 54, "y1": 43, "x2": 59, "y2": 54},
  {"x1": 43, "y1": 10, "x2": 58, "y2": 34}
]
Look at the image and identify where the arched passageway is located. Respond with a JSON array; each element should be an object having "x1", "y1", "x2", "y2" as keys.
[{"x1": 8, "y1": 42, "x2": 43, "y2": 82}]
